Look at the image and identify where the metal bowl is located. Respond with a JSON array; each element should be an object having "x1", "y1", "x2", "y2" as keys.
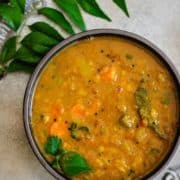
[{"x1": 23, "y1": 29, "x2": 180, "y2": 180}]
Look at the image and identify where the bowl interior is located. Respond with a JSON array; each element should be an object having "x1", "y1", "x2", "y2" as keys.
[{"x1": 23, "y1": 29, "x2": 180, "y2": 180}]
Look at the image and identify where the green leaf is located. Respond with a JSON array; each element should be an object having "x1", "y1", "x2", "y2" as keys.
[
  {"x1": 60, "y1": 151, "x2": 91, "y2": 177},
  {"x1": 135, "y1": 82, "x2": 167, "y2": 140},
  {"x1": 29, "y1": 22, "x2": 64, "y2": 41},
  {"x1": 22, "y1": 31, "x2": 58, "y2": 47},
  {"x1": 15, "y1": 46, "x2": 41, "y2": 64},
  {"x1": 54, "y1": 0, "x2": 86, "y2": 31},
  {"x1": 151, "y1": 122, "x2": 167, "y2": 140},
  {"x1": 38, "y1": 7, "x2": 75, "y2": 34},
  {"x1": 0, "y1": 36, "x2": 16, "y2": 63},
  {"x1": 135, "y1": 87, "x2": 149, "y2": 110},
  {"x1": 29, "y1": 44, "x2": 51, "y2": 55},
  {"x1": 7, "y1": 60, "x2": 36, "y2": 73},
  {"x1": 69, "y1": 122, "x2": 78, "y2": 140},
  {"x1": 21, "y1": 43, "x2": 50, "y2": 55},
  {"x1": 77, "y1": 0, "x2": 111, "y2": 22},
  {"x1": 21, "y1": 32, "x2": 59, "y2": 52},
  {"x1": 52, "y1": 150, "x2": 67, "y2": 169},
  {"x1": 0, "y1": 4, "x2": 23, "y2": 30},
  {"x1": 44, "y1": 136, "x2": 62, "y2": 155},
  {"x1": 69, "y1": 122, "x2": 90, "y2": 141},
  {"x1": 10, "y1": 0, "x2": 26, "y2": 13},
  {"x1": 113, "y1": 0, "x2": 130, "y2": 17}
]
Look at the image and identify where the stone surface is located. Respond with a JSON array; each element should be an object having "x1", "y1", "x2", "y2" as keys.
[{"x1": 0, "y1": 0, "x2": 180, "y2": 179}]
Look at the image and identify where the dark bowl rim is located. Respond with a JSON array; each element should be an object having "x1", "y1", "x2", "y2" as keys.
[{"x1": 23, "y1": 29, "x2": 180, "y2": 180}]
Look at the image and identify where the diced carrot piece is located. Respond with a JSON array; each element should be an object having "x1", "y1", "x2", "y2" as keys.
[
  {"x1": 50, "y1": 119, "x2": 68, "y2": 138},
  {"x1": 71, "y1": 104, "x2": 85, "y2": 118},
  {"x1": 101, "y1": 66, "x2": 117, "y2": 82}
]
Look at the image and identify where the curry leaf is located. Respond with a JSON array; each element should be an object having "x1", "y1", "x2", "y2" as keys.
[
  {"x1": 69, "y1": 122, "x2": 90, "y2": 141},
  {"x1": 7, "y1": 60, "x2": 36, "y2": 73},
  {"x1": 0, "y1": 36, "x2": 16, "y2": 63},
  {"x1": 113, "y1": 0, "x2": 130, "y2": 17},
  {"x1": 29, "y1": 22, "x2": 64, "y2": 41},
  {"x1": 38, "y1": 7, "x2": 75, "y2": 34},
  {"x1": 15, "y1": 46, "x2": 41, "y2": 64},
  {"x1": 28, "y1": 44, "x2": 51, "y2": 55},
  {"x1": 135, "y1": 83, "x2": 167, "y2": 140},
  {"x1": 22, "y1": 42, "x2": 50, "y2": 55},
  {"x1": 10, "y1": 0, "x2": 26, "y2": 13},
  {"x1": 69, "y1": 122, "x2": 79, "y2": 140},
  {"x1": 21, "y1": 32, "x2": 59, "y2": 52},
  {"x1": 77, "y1": 0, "x2": 111, "y2": 22},
  {"x1": 0, "y1": 4, "x2": 23, "y2": 30},
  {"x1": 135, "y1": 87, "x2": 149, "y2": 111},
  {"x1": 53, "y1": 0, "x2": 86, "y2": 31},
  {"x1": 151, "y1": 122, "x2": 167, "y2": 140},
  {"x1": 44, "y1": 136, "x2": 62, "y2": 155},
  {"x1": 60, "y1": 152, "x2": 91, "y2": 177}
]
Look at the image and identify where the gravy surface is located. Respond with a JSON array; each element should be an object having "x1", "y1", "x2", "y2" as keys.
[{"x1": 32, "y1": 36, "x2": 178, "y2": 180}]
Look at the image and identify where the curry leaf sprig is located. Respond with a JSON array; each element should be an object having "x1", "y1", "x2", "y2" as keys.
[{"x1": 0, "y1": 0, "x2": 130, "y2": 78}]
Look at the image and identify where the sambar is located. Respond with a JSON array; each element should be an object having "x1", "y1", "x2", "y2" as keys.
[{"x1": 31, "y1": 35, "x2": 179, "y2": 180}]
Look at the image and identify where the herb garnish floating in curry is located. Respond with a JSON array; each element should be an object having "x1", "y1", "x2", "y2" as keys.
[{"x1": 32, "y1": 36, "x2": 178, "y2": 179}]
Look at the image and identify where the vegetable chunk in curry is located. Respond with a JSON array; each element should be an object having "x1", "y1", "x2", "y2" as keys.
[{"x1": 32, "y1": 36, "x2": 178, "y2": 179}]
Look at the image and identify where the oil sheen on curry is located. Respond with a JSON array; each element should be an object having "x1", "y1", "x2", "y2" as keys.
[{"x1": 32, "y1": 36, "x2": 178, "y2": 180}]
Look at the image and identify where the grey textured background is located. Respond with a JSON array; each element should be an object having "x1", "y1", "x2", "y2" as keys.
[{"x1": 0, "y1": 0, "x2": 180, "y2": 179}]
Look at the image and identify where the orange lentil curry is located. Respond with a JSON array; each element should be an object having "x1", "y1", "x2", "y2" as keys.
[{"x1": 32, "y1": 36, "x2": 178, "y2": 180}]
